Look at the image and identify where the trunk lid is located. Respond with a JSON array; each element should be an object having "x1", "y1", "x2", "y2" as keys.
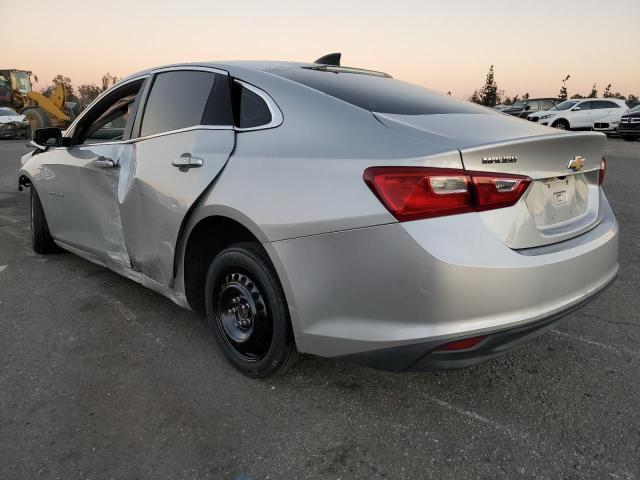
[{"x1": 375, "y1": 112, "x2": 605, "y2": 249}]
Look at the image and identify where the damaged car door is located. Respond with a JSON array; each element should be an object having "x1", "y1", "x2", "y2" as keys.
[
  {"x1": 33, "y1": 77, "x2": 147, "y2": 266},
  {"x1": 118, "y1": 68, "x2": 236, "y2": 287}
]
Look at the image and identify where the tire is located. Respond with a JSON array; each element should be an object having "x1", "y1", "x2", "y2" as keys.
[
  {"x1": 552, "y1": 119, "x2": 569, "y2": 130},
  {"x1": 30, "y1": 187, "x2": 61, "y2": 254},
  {"x1": 205, "y1": 242, "x2": 298, "y2": 378},
  {"x1": 22, "y1": 107, "x2": 51, "y2": 130}
]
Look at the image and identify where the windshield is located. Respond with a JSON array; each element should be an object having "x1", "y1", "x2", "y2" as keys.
[
  {"x1": 0, "y1": 107, "x2": 18, "y2": 116},
  {"x1": 10, "y1": 71, "x2": 31, "y2": 93},
  {"x1": 629, "y1": 105, "x2": 640, "y2": 113},
  {"x1": 511, "y1": 100, "x2": 526, "y2": 109},
  {"x1": 550, "y1": 101, "x2": 577, "y2": 111}
]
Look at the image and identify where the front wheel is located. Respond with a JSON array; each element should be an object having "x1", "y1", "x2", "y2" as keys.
[
  {"x1": 205, "y1": 242, "x2": 298, "y2": 378},
  {"x1": 552, "y1": 119, "x2": 569, "y2": 130},
  {"x1": 30, "y1": 187, "x2": 61, "y2": 254}
]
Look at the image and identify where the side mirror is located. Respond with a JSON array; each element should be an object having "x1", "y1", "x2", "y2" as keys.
[
  {"x1": 524, "y1": 106, "x2": 531, "y2": 111},
  {"x1": 571, "y1": 106, "x2": 581, "y2": 111},
  {"x1": 33, "y1": 127, "x2": 63, "y2": 148}
]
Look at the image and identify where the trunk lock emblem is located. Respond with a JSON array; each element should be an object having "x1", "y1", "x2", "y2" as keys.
[{"x1": 568, "y1": 156, "x2": 585, "y2": 172}]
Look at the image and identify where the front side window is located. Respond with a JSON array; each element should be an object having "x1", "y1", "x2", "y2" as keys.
[
  {"x1": 140, "y1": 70, "x2": 216, "y2": 137},
  {"x1": 10, "y1": 71, "x2": 31, "y2": 93},
  {"x1": 576, "y1": 101, "x2": 591, "y2": 110},
  {"x1": 73, "y1": 78, "x2": 146, "y2": 145},
  {"x1": 525, "y1": 101, "x2": 540, "y2": 111}
]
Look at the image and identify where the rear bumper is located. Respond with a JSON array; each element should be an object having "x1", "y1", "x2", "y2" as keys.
[
  {"x1": 267, "y1": 195, "x2": 619, "y2": 363},
  {"x1": 339, "y1": 276, "x2": 615, "y2": 371}
]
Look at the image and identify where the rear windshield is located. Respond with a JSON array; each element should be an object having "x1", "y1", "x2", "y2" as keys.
[{"x1": 270, "y1": 67, "x2": 488, "y2": 115}]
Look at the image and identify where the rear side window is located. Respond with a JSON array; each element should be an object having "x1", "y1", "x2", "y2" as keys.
[
  {"x1": 140, "y1": 70, "x2": 215, "y2": 137},
  {"x1": 271, "y1": 67, "x2": 488, "y2": 115},
  {"x1": 601, "y1": 101, "x2": 621, "y2": 109},
  {"x1": 577, "y1": 101, "x2": 591, "y2": 110},
  {"x1": 232, "y1": 82, "x2": 272, "y2": 128}
]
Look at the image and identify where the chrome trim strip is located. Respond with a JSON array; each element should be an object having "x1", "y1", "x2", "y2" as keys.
[
  {"x1": 151, "y1": 65, "x2": 228, "y2": 76},
  {"x1": 61, "y1": 65, "x2": 284, "y2": 148}
]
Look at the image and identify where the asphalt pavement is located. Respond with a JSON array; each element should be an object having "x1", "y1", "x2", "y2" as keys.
[{"x1": 0, "y1": 138, "x2": 639, "y2": 480}]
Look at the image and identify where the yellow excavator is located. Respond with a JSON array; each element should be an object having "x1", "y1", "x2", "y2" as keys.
[{"x1": 0, "y1": 69, "x2": 73, "y2": 130}]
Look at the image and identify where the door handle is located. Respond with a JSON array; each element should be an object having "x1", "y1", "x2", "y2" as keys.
[
  {"x1": 93, "y1": 156, "x2": 116, "y2": 168},
  {"x1": 171, "y1": 153, "x2": 203, "y2": 171}
]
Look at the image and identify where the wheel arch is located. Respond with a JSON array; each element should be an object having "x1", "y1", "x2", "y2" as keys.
[
  {"x1": 180, "y1": 210, "x2": 272, "y2": 313},
  {"x1": 552, "y1": 117, "x2": 570, "y2": 128}
]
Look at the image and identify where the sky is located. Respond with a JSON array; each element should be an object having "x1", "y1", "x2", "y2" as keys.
[{"x1": 2, "y1": 0, "x2": 639, "y2": 100}]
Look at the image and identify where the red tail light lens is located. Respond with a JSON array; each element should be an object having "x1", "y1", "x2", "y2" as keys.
[
  {"x1": 599, "y1": 157, "x2": 607, "y2": 186},
  {"x1": 434, "y1": 335, "x2": 486, "y2": 352},
  {"x1": 364, "y1": 167, "x2": 531, "y2": 221}
]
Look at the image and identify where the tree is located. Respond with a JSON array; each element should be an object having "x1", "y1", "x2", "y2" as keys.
[
  {"x1": 101, "y1": 72, "x2": 118, "y2": 91},
  {"x1": 629, "y1": 94, "x2": 639, "y2": 102},
  {"x1": 49, "y1": 74, "x2": 78, "y2": 103},
  {"x1": 558, "y1": 74, "x2": 570, "y2": 99},
  {"x1": 469, "y1": 89, "x2": 481, "y2": 104},
  {"x1": 446, "y1": 90, "x2": 451, "y2": 96},
  {"x1": 77, "y1": 84, "x2": 102, "y2": 109},
  {"x1": 478, "y1": 65, "x2": 500, "y2": 107},
  {"x1": 570, "y1": 93, "x2": 584, "y2": 99},
  {"x1": 522, "y1": 92, "x2": 530, "y2": 100},
  {"x1": 588, "y1": 84, "x2": 598, "y2": 98},
  {"x1": 503, "y1": 96, "x2": 512, "y2": 105},
  {"x1": 603, "y1": 84, "x2": 612, "y2": 98}
]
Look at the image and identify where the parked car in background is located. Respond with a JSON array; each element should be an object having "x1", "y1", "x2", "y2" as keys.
[
  {"x1": 18, "y1": 58, "x2": 618, "y2": 377},
  {"x1": 617, "y1": 104, "x2": 640, "y2": 141},
  {"x1": 0, "y1": 107, "x2": 30, "y2": 139},
  {"x1": 527, "y1": 98, "x2": 628, "y2": 130},
  {"x1": 502, "y1": 98, "x2": 561, "y2": 118}
]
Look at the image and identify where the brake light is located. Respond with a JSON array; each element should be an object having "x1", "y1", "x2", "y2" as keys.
[
  {"x1": 599, "y1": 157, "x2": 607, "y2": 186},
  {"x1": 364, "y1": 167, "x2": 531, "y2": 221},
  {"x1": 434, "y1": 335, "x2": 486, "y2": 352}
]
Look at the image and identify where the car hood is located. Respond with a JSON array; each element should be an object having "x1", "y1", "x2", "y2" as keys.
[
  {"x1": 374, "y1": 112, "x2": 559, "y2": 150},
  {"x1": 622, "y1": 111, "x2": 640, "y2": 119},
  {"x1": 527, "y1": 110, "x2": 557, "y2": 119},
  {"x1": 0, "y1": 114, "x2": 26, "y2": 124}
]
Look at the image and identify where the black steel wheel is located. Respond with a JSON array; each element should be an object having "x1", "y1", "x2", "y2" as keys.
[
  {"x1": 205, "y1": 242, "x2": 298, "y2": 377},
  {"x1": 216, "y1": 271, "x2": 272, "y2": 361}
]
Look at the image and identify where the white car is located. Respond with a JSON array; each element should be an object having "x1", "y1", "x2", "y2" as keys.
[{"x1": 527, "y1": 98, "x2": 628, "y2": 130}]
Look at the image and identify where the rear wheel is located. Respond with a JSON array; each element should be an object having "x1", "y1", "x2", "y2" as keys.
[
  {"x1": 22, "y1": 107, "x2": 51, "y2": 130},
  {"x1": 30, "y1": 187, "x2": 61, "y2": 254},
  {"x1": 552, "y1": 119, "x2": 569, "y2": 130},
  {"x1": 205, "y1": 242, "x2": 298, "y2": 378}
]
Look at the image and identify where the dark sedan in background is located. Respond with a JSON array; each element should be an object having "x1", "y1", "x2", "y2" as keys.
[
  {"x1": 501, "y1": 97, "x2": 562, "y2": 118},
  {"x1": 618, "y1": 104, "x2": 640, "y2": 141}
]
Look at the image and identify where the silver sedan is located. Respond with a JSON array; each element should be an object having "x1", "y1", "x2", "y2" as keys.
[{"x1": 18, "y1": 56, "x2": 618, "y2": 377}]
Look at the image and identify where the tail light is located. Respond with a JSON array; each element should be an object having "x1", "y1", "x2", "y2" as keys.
[
  {"x1": 434, "y1": 335, "x2": 486, "y2": 352},
  {"x1": 599, "y1": 157, "x2": 607, "y2": 186},
  {"x1": 363, "y1": 167, "x2": 531, "y2": 222}
]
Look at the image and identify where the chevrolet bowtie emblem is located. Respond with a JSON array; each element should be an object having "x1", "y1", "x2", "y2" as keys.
[{"x1": 568, "y1": 156, "x2": 585, "y2": 172}]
